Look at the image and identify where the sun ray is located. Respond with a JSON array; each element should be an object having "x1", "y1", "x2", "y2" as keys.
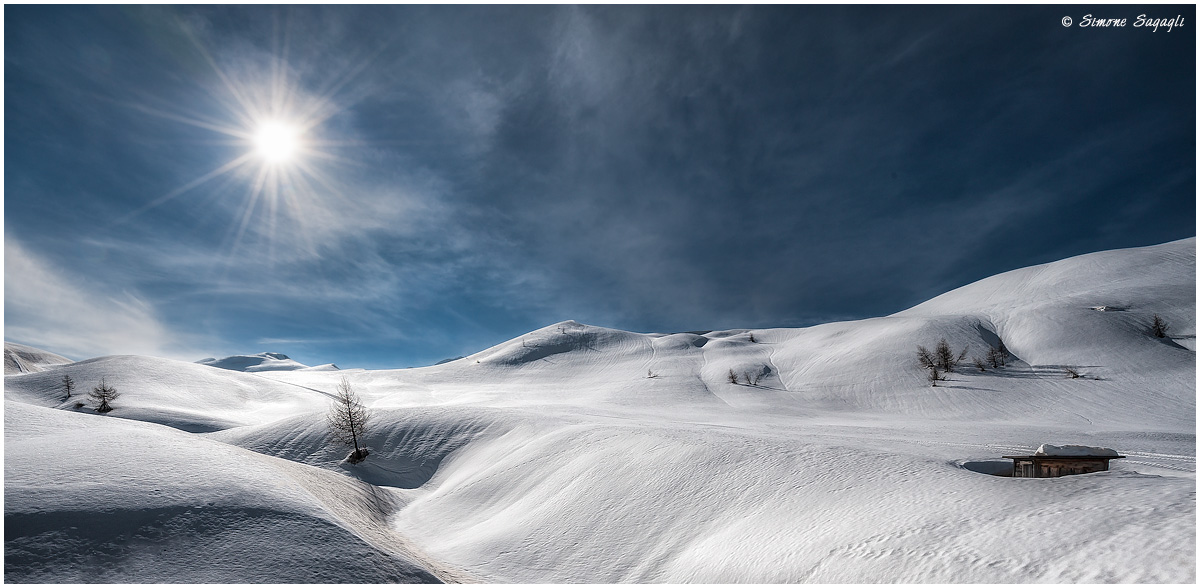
[
  {"x1": 113, "y1": 153, "x2": 256, "y2": 227},
  {"x1": 293, "y1": 41, "x2": 393, "y2": 128},
  {"x1": 124, "y1": 101, "x2": 251, "y2": 139},
  {"x1": 222, "y1": 164, "x2": 272, "y2": 263},
  {"x1": 277, "y1": 167, "x2": 321, "y2": 257}
]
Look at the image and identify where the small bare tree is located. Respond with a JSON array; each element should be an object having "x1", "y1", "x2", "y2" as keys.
[
  {"x1": 917, "y1": 345, "x2": 936, "y2": 371},
  {"x1": 1151, "y1": 314, "x2": 1169, "y2": 338},
  {"x1": 934, "y1": 339, "x2": 956, "y2": 371},
  {"x1": 61, "y1": 374, "x2": 75, "y2": 400},
  {"x1": 327, "y1": 377, "x2": 370, "y2": 463},
  {"x1": 931, "y1": 338, "x2": 969, "y2": 371},
  {"x1": 727, "y1": 369, "x2": 739, "y2": 384},
  {"x1": 972, "y1": 356, "x2": 987, "y2": 372},
  {"x1": 89, "y1": 378, "x2": 119, "y2": 413},
  {"x1": 1064, "y1": 366, "x2": 1081, "y2": 379},
  {"x1": 927, "y1": 365, "x2": 944, "y2": 387},
  {"x1": 986, "y1": 340, "x2": 1009, "y2": 369}
]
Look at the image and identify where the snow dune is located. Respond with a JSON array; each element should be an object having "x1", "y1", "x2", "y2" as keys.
[{"x1": 4, "y1": 238, "x2": 1195, "y2": 582}]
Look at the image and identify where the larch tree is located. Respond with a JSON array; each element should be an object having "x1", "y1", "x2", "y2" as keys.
[
  {"x1": 1151, "y1": 314, "x2": 1169, "y2": 338},
  {"x1": 88, "y1": 378, "x2": 119, "y2": 413},
  {"x1": 327, "y1": 376, "x2": 371, "y2": 463}
]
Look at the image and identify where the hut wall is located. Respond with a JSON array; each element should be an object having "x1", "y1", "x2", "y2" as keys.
[{"x1": 1036, "y1": 459, "x2": 1109, "y2": 478}]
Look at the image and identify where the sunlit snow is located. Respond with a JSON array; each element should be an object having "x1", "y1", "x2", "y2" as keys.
[{"x1": 4, "y1": 238, "x2": 1195, "y2": 583}]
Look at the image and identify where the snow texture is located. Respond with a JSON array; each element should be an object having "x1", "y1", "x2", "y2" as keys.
[{"x1": 4, "y1": 238, "x2": 1195, "y2": 583}]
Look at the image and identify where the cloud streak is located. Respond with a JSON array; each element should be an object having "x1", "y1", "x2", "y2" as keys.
[{"x1": 4, "y1": 236, "x2": 209, "y2": 360}]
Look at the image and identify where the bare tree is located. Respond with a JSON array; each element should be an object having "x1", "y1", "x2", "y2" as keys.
[
  {"x1": 727, "y1": 369, "x2": 739, "y2": 384},
  {"x1": 88, "y1": 378, "x2": 119, "y2": 413},
  {"x1": 934, "y1": 339, "x2": 955, "y2": 371},
  {"x1": 917, "y1": 345, "x2": 936, "y2": 370},
  {"x1": 61, "y1": 374, "x2": 75, "y2": 400},
  {"x1": 927, "y1": 365, "x2": 944, "y2": 387},
  {"x1": 973, "y1": 357, "x2": 987, "y2": 372},
  {"x1": 1064, "y1": 366, "x2": 1081, "y2": 379},
  {"x1": 327, "y1": 377, "x2": 370, "y2": 463},
  {"x1": 932, "y1": 338, "x2": 968, "y2": 371},
  {"x1": 1151, "y1": 314, "x2": 1169, "y2": 338},
  {"x1": 986, "y1": 338, "x2": 1009, "y2": 369}
]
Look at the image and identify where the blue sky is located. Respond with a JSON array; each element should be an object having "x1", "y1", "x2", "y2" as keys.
[{"x1": 5, "y1": 5, "x2": 1195, "y2": 369}]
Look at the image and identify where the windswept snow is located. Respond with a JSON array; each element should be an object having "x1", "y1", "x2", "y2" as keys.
[{"x1": 5, "y1": 238, "x2": 1195, "y2": 582}]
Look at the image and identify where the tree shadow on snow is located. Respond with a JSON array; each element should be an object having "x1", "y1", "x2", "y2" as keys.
[{"x1": 936, "y1": 384, "x2": 999, "y2": 393}]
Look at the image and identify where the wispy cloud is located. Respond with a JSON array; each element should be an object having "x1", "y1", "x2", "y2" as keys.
[{"x1": 4, "y1": 236, "x2": 211, "y2": 360}]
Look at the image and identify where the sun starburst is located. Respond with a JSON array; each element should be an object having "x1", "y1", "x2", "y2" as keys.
[{"x1": 116, "y1": 21, "x2": 365, "y2": 263}]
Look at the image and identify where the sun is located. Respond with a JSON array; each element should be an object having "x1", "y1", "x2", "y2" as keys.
[
  {"x1": 118, "y1": 33, "x2": 361, "y2": 261},
  {"x1": 253, "y1": 120, "x2": 302, "y2": 164}
]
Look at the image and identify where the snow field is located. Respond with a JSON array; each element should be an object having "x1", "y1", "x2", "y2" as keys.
[
  {"x1": 388, "y1": 412, "x2": 1193, "y2": 582},
  {"x1": 5, "y1": 354, "x2": 333, "y2": 431},
  {"x1": 4, "y1": 237, "x2": 1194, "y2": 582}
]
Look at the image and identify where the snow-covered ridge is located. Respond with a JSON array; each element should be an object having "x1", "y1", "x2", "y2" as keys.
[
  {"x1": 4, "y1": 341, "x2": 73, "y2": 375},
  {"x1": 196, "y1": 352, "x2": 315, "y2": 372}
]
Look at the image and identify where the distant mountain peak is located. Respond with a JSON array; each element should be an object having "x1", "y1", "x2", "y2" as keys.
[{"x1": 196, "y1": 352, "x2": 308, "y2": 373}]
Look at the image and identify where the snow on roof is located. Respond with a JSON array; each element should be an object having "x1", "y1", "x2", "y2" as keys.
[{"x1": 1034, "y1": 444, "x2": 1121, "y2": 457}]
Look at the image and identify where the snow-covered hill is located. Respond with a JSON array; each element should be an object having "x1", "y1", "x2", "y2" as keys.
[
  {"x1": 4, "y1": 341, "x2": 72, "y2": 375},
  {"x1": 5, "y1": 238, "x2": 1195, "y2": 582},
  {"x1": 197, "y1": 351, "x2": 315, "y2": 372}
]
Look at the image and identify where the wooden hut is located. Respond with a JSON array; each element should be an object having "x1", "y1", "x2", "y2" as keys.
[{"x1": 1002, "y1": 444, "x2": 1124, "y2": 478}]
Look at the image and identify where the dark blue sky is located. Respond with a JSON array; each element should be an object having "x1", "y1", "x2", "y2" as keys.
[{"x1": 5, "y1": 5, "x2": 1195, "y2": 368}]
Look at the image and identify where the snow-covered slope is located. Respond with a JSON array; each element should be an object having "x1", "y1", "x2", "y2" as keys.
[
  {"x1": 4, "y1": 341, "x2": 72, "y2": 374},
  {"x1": 4, "y1": 355, "x2": 333, "y2": 432},
  {"x1": 3, "y1": 401, "x2": 445, "y2": 583},
  {"x1": 5, "y1": 238, "x2": 1195, "y2": 582},
  {"x1": 197, "y1": 351, "x2": 313, "y2": 372}
]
